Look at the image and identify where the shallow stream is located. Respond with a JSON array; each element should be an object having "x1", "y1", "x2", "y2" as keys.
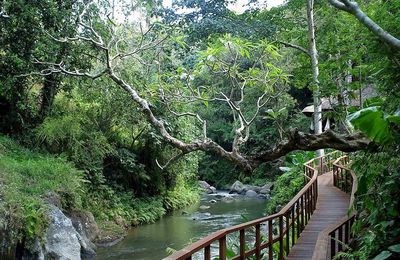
[{"x1": 96, "y1": 192, "x2": 267, "y2": 260}]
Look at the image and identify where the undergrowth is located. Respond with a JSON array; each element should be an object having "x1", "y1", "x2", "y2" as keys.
[
  {"x1": 0, "y1": 135, "x2": 84, "y2": 246},
  {"x1": 266, "y1": 151, "x2": 315, "y2": 214},
  {"x1": 0, "y1": 135, "x2": 200, "y2": 249}
]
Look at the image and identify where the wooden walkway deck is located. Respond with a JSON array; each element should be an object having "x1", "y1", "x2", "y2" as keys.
[{"x1": 287, "y1": 173, "x2": 350, "y2": 260}]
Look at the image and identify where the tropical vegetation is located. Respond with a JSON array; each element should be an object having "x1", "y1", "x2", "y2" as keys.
[{"x1": 0, "y1": 0, "x2": 399, "y2": 259}]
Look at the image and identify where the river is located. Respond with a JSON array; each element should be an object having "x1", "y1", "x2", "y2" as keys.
[{"x1": 96, "y1": 192, "x2": 267, "y2": 260}]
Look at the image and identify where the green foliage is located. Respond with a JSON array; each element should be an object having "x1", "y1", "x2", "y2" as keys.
[
  {"x1": 163, "y1": 175, "x2": 199, "y2": 211},
  {"x1": 266, "y1": 151, "x2": 315, "y2": 214},
  {"x1": 164, "y1": 0, "x2": 275, "y2": 43},
  {"x1": 348, "y1": 150, "x2": 400, "y2": 259},
  {"x1": 348, "y1": 106, "x2": 400, "y2": 145},
  {"x1": 0, "y1": 135, "x2": 84, "y2": 243}
]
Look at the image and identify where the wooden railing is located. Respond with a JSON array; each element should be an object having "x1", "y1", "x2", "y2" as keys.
[
  {"x1": 164, "y1": 151, "x2": 341, "y2": 260},
  {"x1": 313, "y1": 155, "x2": 358, "y2": 260}
]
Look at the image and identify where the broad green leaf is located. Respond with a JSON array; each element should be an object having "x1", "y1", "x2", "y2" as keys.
[
  {"x1": 387, "y1": 109, "x2": 400, "y2": 126},
  {"x1": 372, "y1": 251, "x2": 392, "y2": 260},
  {"x1": 363, "y1": 97, "x2": 384, "y2": 108},
  {"x1": 347, "y1": 107, "x2": 393, "y2": 144},
  {"x1": 389, "y1": 244, "x2": 400, "y2": 253}
]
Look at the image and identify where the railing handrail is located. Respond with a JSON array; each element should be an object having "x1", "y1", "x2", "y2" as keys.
[
  {"x1": 165, "y1": 151, "x2": 340, "y2": 260},
  {"x1": 312, "y1": 155, "x2": 358, "y2": 260}
]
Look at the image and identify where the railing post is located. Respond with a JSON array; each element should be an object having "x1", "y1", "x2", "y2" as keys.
[
  {"x1": 338, "y1": 226, "x2": 343, "y2": 252},
  {"x1": 205, "y1": 245, "x2": 211, "y2": 260},
  {"x1": 239, "y1": 229, "x2": 245, "y2": 259},
  {"x1": 279, "y1": 216, "x2": 284, "y2": 259},
  {"x1": 331, "y1": 231, "x2": 336, "y2": 258},
  {"x1": 315, "y1": 176, "x2": 318, "y2": 206},
  {"x1": 219, "y1": 236, "x2": 226, "y2": 260},
  {"x1": 268, "y1": 220, "x2": 273, "y2": 260},
  {"x1": 285, "y1": 213, "x2": 290, "y2": 255},
  {"x1": 320, "y1": 157, "x2": 323, "y2": 174},
  {"x1": 333, "y1": 164, "x2": 337, "y2": 187},
  {"x1": 296, "y1": 201, "x2": 300, "y2": 239},
  {"x1": 291, "y1": 207, "x2": 295, "y2": 247},
  {"x1": 345, "y1": 221, "x2": 349, "y2": 245},
  {"x1": 306, "y1": 189, "x2": 311, "y2": 222},
  {"x1": 300, "y1": 195, "x2": 305, "y2": 230},
  {"x1": 255, "y1": 224, "x2": 261, "y2": 260}
]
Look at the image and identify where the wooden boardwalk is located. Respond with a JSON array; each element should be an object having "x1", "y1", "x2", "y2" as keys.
[
  {"x1": 287, "y1": 173, "x2": 350, "y2": 260},
  {"x1": 165, "y1": 152, "x2": 355, "y2": 260}
]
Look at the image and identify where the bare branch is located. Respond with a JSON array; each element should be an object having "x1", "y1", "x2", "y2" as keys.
[
  {"x1": 31, "y1": 60, "x2": 108, "y2": 79},
  {"x1": 164, "y1": 102, "x2": 208, "y2": 140},
  {"x1": 156, "y1": 151, "x2": 186, "y2": 171},
  {"x1": 276, "y1": 40, "x2": 311, "y2": 56}
]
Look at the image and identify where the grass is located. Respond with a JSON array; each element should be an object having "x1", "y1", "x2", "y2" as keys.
[
  {"x1": 0, "y1": 135, "x2": 84, "y2": 244},
  {"x1": 0, "y1": 134, "x2": 201, "y2": 250}
]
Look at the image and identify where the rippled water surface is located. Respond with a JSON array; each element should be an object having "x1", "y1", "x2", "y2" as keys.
[{"x1": 96, "y1": 192, "x2": 267, "y2": 260}]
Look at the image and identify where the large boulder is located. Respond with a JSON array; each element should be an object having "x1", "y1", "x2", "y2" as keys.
[
  {"x1": 199, "y1": 180, "x2": 211, "y2": 190},
  {"x1": 68, "y1": 209, "x2": 99, "y2": 258},
  {"x1": 24, "y1": 205, "x2": 98, "y2": 260},
  {"x1": 261, "y1": 182, "x2": 274, "y2": 191},
  {"x1": 259, "y1": 188, "x2": 271, "y2": 195},
  {"x1": 209, "y1": 186, "x2": 217, "y2": 194},
  {"x1": 245, "y1": 190, "x2": 258, "y2": 197},
  {"x1": 199, "y1": 181, "x2": 215, "y2": 194},
  {"x1": 243, "y1": 184, "x2": 261, "y2": 193},
  {"x1": 230, "y1": 181, "x2": 245, "y2": 194},
  {"x1": 68, "y1": 209, "x2": 99, "y2": 242},
  {"x1": 43, "y1": 205, "x2": 81, "y2": 260}
]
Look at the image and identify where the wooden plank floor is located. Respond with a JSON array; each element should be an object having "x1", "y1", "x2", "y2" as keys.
[{"x1": 286, "y1": 173, "x2": 350, "y2": 260}]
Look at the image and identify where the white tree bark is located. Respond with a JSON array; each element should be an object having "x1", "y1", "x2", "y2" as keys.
[
  {"x1": 307, "y1": 0, "x2": 324, "y2": 157},
  {"x1": 328, "y1": 0, "x2": 400, "y2": 49}
]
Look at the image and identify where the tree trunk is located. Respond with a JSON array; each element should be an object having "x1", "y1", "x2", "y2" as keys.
[
  {"x1": 39, "y1": 73, "x2": 59, "y2": 120},
  {"x1": 307, "y1": 0, "x2": 324, "y2": 157}
]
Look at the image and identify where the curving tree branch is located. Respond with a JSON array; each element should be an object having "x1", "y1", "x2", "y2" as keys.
[
  {"x1": 276, "y1": 40, "x2": 310, "y2": 56},
  {"x1": 31, "y1": 1, "x2": 372, "y2": 173},
  {"x1": 251, "y1": 129, "x2": 370, "y2": 167},
  {"x1": 328, "y1": 0, "x2": 400, "y2": 49}
]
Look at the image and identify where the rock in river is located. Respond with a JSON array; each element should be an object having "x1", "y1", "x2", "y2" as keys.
[
  {"x1": 199, "y1": 205, "x2": 211, "y2": 210},
  {"x1": 230, "y1": 180, "x2": 245, "y2": 194},
  {"x1": 245, "y1": 190, "x2": 258, "y2": 197},
  {"x1": 199, "y1": 181, "x2": 216, "y2": 194}
]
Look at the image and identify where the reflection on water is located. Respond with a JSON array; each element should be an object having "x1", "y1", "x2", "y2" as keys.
[{"x1": 96, "y1": 192, "x2": 267, "y2": 260}]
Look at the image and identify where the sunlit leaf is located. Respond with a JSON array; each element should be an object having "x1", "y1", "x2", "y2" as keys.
[{"x1": 372, "y1": 251, "x2": 392, "y2": 260}]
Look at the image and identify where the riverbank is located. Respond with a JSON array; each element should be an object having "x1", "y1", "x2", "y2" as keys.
[
  {"x1": 96, "y1": 191, "x2": 267, "y2": 259},
  {"x1": 0, "y1": 135, "x2": 199, "y2": 258},
  {"x1": 0, "y1": 134, "x2": 295, "y2": 259}
]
